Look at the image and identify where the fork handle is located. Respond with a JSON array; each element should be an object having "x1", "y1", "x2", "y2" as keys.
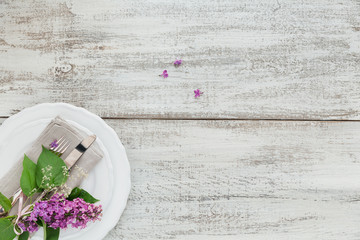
[
  {"x1": 10, "y1": 188, "x2": 23, "y2": 206},
  {"x1": 0, "y1": 187, "x2": 22, "y2": 217}
]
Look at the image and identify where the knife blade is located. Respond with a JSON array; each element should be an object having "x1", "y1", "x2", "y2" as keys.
[{"x1": 64, "y1": 134, "x2": 96, "y2": 168}]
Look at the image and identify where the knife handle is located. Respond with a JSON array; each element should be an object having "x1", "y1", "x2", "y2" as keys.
[
  {"x1": 65, "y1": 150, "x2": 83, "y2": 168},
  {"x1": 64, "y1": 135, "x2": 96, "y2": 169}
]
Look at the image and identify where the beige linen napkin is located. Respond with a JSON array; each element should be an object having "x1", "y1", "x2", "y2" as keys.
[{"x1": 0, "y1": 116, "x2": 103, "y2": 200}]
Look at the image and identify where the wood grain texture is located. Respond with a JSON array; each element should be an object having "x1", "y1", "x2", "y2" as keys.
[
  {"x1": 1, "y1": 118, "x2": 360, "y2": 239},
  {"x1": 94, "y1": 119, "x2": 360, "y2": 240},
  {"x1": 2, "y1": 0, "x2": 360, "y2": 239},
  {"x1": 1, "y1": 0, "x2": 360, "y2": 120}
]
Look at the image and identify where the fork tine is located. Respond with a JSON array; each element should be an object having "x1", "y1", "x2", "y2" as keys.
[
  {"x1": 53, "y1": 137, "x2": 66, "y2": 152},
  {"x1": 59, "y1": 143, "x2": 70, "y2": 155},
  {"x1": 49, "y1": 136, "x2": 70, "y2": 157},
  {"x1": 56, "y1": 137, "x2": 65, "y2": 147},
  {"x1": 56, "y1": 142, "x2": 70, "y2": 156},
  {"x1": 57, "y1": 136, "x2": 64, "y2": 142},
  {"x1": 50, "y1": 136, "x2": 64, "y2": 151}
]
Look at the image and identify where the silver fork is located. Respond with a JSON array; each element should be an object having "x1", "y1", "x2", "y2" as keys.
[
  {"x1": 50, "y1": 136, "x2": 71, "y2": 157},
  {"x1": 0, "y1": 137, "x2": 70, "y2": 217}
]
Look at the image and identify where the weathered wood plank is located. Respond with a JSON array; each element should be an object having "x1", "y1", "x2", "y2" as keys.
[
  {"x1": 96, "y1": 119, "x2": 360, "y2": 239},
  {"x1": 1, "y1": 117, "x2": 360, "y2": 238},
  {"x1": 1, "y1": 0, "x2": 360, "y2": 120}
]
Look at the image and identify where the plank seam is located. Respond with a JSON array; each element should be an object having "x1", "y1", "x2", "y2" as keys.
[{"x1": 1, "y1": 117, "x2": 360, "y2": 122}]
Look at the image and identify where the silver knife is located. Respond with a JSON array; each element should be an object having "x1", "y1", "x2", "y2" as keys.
[{"x1": 64, "y1": 134, "x2": 97, "y2": 168}]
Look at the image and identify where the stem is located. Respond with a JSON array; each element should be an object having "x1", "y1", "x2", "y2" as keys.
[
  {"x1": 23, "y1": 196, "x2": 31, "y2": 207},
  {"x1": 3, "y1": 215, "x2": 16, "y2": 220},
  {"x1": 43, "y1": 221, "x2": 47, "y2": 239},
  {"x1": 36, "y1": 190, "x2": 49, "y2": 202}
]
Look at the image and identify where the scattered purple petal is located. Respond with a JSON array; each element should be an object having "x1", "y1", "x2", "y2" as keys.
[
  {"x1": 194, "y1": 89, "x2": 203, "y2": 98},
  {"x1": 174, "y1": 59, "x2": 182, "y2": 66},
  {"x1": 160, "y1": 70, "x2": 168, "y2": 78},
  {"x1": 50, "y1": 140, "x2": 58, "y2": 148}
]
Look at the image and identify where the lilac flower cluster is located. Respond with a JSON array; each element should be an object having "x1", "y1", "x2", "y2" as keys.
[{"x1": 20, "y1": 194, "x2": 102, "y2": 233}]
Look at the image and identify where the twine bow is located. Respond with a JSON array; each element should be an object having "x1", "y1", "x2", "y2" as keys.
[
  {"x1": 13, "y1": 192, "x2": 25, "y2": 235},
  {"x1": 13, "y1": 191, "x2": 47, "y2": 235}
]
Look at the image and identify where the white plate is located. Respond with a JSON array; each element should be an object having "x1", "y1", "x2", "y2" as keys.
[{"x1": 0, "y1": 103, "x2": 131, "y2": 240}]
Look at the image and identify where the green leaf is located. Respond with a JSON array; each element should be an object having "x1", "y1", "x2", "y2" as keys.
[
  {"x1": 67, "y1": 187, "x2": 99, "y2": 203},
  {"x1": 35, "y1": 146, "x2": 69, "y2": 189},
  {"x1": 43, "y1": 222, "x2": 60, "y2": 240},
  {"x1": 18, "y1": 231, "x2": 29, "y2": 240},
  {"x1": 0, "y1": 218, "x2": 16, "y2": 240},
  {"x1": 66, "y1": 187, "x2": 81, "y2": 200},
  {"x1": 78, "y1": 189, "x2": 100, "y2": 203},
  {"x1": 0, "y1": 192, "x2": 11, "y2": 213},
  {"x1": 20, "y1": 155, "x2": 38, "y2": 196}
]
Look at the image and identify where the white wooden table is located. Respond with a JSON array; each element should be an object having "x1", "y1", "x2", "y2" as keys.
[{"x1": 1, "y1": 0, "x2": 360, "y2": 239}]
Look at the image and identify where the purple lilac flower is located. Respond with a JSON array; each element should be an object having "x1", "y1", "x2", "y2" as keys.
[
  {"x1": 194, "y1": 89, "x2": 203, "y2": 98},
  {"x1": 19, "y1": 194, "x2": 102, "y2": 232},
  {"x1": 160, "y1": 70, "x2": 168, "y2": 78},
  {"x1": 174, "y1": 59, "x2": 182, "y2": 66},
  {"x1": 50, "y1": 140, "x2": 58, "y2": 148}
]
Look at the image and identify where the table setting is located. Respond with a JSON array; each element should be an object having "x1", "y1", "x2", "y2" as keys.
[{"x1": 0, "y1": 103, "x2": 131, "y2": 240}]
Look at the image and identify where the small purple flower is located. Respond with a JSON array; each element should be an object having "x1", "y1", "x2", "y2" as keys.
[
  {"x1": 160, "y1": 70, "x2": 168, "y2": 78},
  {"x1": 194, "y1": 89, "x2": 203, "y2": 98},
  {"x1": 174, "y1": 59, "x2": 182, "y2": 66},
  {"x1": 18, "y1": 220, "x2": 38, "y2": 233},
  {"x1": 50, "y1": 140, "x2": 58, "y2": 148}
]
